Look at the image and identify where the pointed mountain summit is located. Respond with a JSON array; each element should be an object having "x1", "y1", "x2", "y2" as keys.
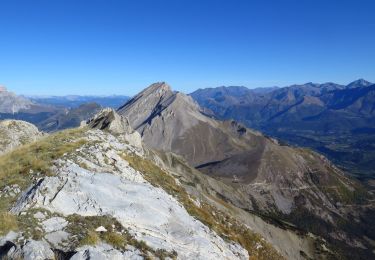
[
  {"x1": 118, "y1": 82, "x2": 259, "y2": 167},
  {"x1": 346, "y1": 78, "x2": 372, "y2": 89},
  {"x1": 118, "y1": 82, "x2": 203, "y2": 132}
]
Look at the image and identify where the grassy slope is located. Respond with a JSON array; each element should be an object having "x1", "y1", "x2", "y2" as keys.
[{"x1": 0, "y1": 128, "x2": 86, "y2": 235}]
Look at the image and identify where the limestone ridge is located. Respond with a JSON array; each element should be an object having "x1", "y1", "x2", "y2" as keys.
[
  {"x1": 86, "y1": 108, "x2": 132, "y2": 134},
  {"x1": 1, "y1": 129, "x2": 251, "y2": 259},
  {"x1": 85, "y1": 108, "x2": 142, "y2": 148}
]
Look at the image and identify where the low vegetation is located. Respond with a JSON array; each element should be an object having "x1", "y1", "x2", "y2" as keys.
[
  {"x1": 80, "y1": 230, "x2": 100, "y2": 246},
  {"x1": 122, "y1": 153, "x2": 284, "y2": 260},
  {"x1": 0, "y1": 212, "x2": 18, "y2": 236},
  {"x1": 0, "y1": 128, "x2": 87, "y2": 235},
  {"x1": 16, "y1": 208, "x2": 60, "y2": 241},
  {"x1": 0, "y1": 127, "x2": 86, "y2": 183},
  {"x1": 66, "y1": 214, "x2": 177, "y2": 259}
]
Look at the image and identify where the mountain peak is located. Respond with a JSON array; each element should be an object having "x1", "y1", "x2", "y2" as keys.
[
  {"x1": 0, "y1": 85, "x2": 7, "y2": 92},
  {"x1": 346, "y1": 78, "x2": 372, "y2": 89},
  {"x1": 117, "y1": 82, "x2": 177, "y2": 130},
  {"x1": 139, "y1": 82, "x2": 172, "y2": 97}
]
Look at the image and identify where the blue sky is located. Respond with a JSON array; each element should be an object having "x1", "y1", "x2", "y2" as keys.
[{"x1": 0, "y1": 0, "x2": 374, "y2": 96}]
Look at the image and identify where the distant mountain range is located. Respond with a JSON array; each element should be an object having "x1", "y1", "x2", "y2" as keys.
[
  {"x1": 191, "y1": 79, "x2": 375, "y2": 180},
  {"x1": 0, "y1": 88, "x2": 129, "y2": 132},
  {"x1": 28, "y1": 95, "x2": 130, "y2": 109}
]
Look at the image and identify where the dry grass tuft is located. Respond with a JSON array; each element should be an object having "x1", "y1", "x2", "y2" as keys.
[
  {"x1": 80, "y1": 230, "x2": 100, "y2": 246},
  {"x1": 102, "y1": 232, "x2": 125, "y2": 248},
  {"x1": 66, "y1": 214, "x2": 177, "y2": 259},
  {"x1": 0, "y1": 212, "x2": 18, "y2": 236}
]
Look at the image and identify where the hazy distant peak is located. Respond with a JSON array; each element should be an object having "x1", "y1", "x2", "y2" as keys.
[
  {"x1": 346, "y1": 78, "x2": 372, "y2": 89},
  {"x1": 0, "y1": 87, "x2": 34, "y2": 113}
]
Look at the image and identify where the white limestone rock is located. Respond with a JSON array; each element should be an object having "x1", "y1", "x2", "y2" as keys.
[
  {"x1": 33, "y1": 211, "x2": 46, "y2": 220},
  {"x1": 42, "y1": 217, "x2": 68, "y2": 233},
  {"x1": 15, "y1": 240, "x2": 54, "y2": 260},
  {"x1": 0, "y1": 231, "x2": 18, "y2": 246},
  {"x1": 11, "y1": 130, "x2": 248, "y2": 260},
  {"x1": 70, "y1": 243, "x2": 143, "y2": 260},
  {"x1": 86, "y1": 108, "x2": 142, "y2": 148},
  {"x1": 95, "y1": 226, "x2": 108, "y2": 232}
]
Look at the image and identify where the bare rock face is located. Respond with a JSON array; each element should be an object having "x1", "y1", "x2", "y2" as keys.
[
  {"x1": 86, "y1": 108, "x2": 142, "y2": 148},
  {"x1": 12, "y1": 240, "x2": 55, "y2": 260},
  {"x1": 0, "y1": 120, "x2": 44, "y2": 155},
  {"x1": 118, "y1": 82, "x2": 261, "y2": 167}
]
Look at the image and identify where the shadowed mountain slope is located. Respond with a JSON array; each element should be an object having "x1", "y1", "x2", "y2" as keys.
[{"x1": 190, "y1": 79, "x2": 375, "y2": 179}]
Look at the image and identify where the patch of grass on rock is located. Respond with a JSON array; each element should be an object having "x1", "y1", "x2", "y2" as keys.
[
  {"x1": 0, "y1": 128, "x2": 87, "y2": 237},
  {"x1": 0, "y1": 212, "x2": 18, "y2": 236},
  {"x1": 66, "y1": 214, "x2": 177, "y2": 259},
  {"x1": 80, "y1": 230, "x2": 100, "y2": 246}
]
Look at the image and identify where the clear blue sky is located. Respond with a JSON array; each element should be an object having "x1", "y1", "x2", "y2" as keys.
[{"x1": 0, "y1": 0, "x2": 374, "y2": 96}]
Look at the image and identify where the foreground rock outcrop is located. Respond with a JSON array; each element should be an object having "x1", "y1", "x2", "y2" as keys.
[
  {"x1": 85, "y1": 108, "x2": 142, "y2": 148},
  {"x1": 0, "y1": 120, "x2": 289, "y2": 259},
  {"x1": 0, "y1": 120, "x2": 44, "y2": 155},
  {"x1": 6, "y1": 130, "x2": 248, "y2": 259}
]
